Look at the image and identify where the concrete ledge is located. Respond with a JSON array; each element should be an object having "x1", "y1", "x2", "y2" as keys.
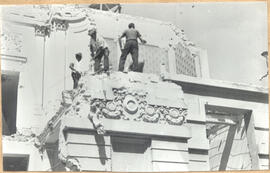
[
  {"x1": 62, "y1": 117, "x2": 191, "y2": 139},
  {"x1": 164, "y1": 73, "x2": 268, "y2": 103}
]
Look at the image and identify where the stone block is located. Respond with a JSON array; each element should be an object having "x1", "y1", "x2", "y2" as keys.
[
  {"x1": 67, "y1": 143, "x2": 111, "y2": 159},
  {"x1": 152, "y1": 149, "x2": 188, "y2": 162},
  {"x1": 77, "y1": 157, "x2": 111, "y2": 171},
  {"x1": 66, "y1": 131, "x2": 111, "y2": 145},
  {"x1": 188, "y1": 123, "x2": 209, "y2": 150},
  {"x1": 152, "y1": 162, "x2": 189, "y2": 171},
  {"x1": 189, "y1": 160, "x2": 209, "y2": 171},
  {"x1": 152, "y1": 138, "x2": 188, "y2": 151}
]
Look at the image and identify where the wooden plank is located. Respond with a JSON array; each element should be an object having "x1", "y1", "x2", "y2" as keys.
[
  {"x1": 244, "y1": 113, "x2": 260, "y2": 169},
  {"x1": 67, "y1": 132, "x2": 111, "y2": 145},
  {"x1": 67, "y1": 143, "x2": 111, "y2": 158},
  {"x1": 77, "y1": 157, "x2": 111, "y2": 171},
  {"x1": 152, "y1": 139, "x2": 188, "y2": 151},
  {"x1": 219, "y1": 125, "x2": 237, "y2": 170},
  {"x1": 152, "y1": 149, "x2": 188, "y2": 163},
  {"x1": 189, "y1": 160, "x2": 209, "y2": 171},
  {"x1": 152, "y1": 162, "x2": 188, "y2": 171}
]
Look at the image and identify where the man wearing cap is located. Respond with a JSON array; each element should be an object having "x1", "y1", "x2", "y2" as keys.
[
  {"x1": 88, "y1": 28, "x2": 110, "y2": 73},
  {"x1": 118, "y1": 23, "x2": 147, "y2": 72},
  {"x1": 69, "y1": 53, "x2": 83, "y2": 89}
]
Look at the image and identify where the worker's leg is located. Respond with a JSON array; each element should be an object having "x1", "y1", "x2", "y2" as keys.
[
  {"x1": 130, "y1": 41, "x2": 139, "y2": 72},
  {"x1": 71, "y1": 72, "x2": 78, "y2": 89},
  {"x1": 103, "y1": 48, "x2": 110, "y2": 72},
  {"x1": 94, "y1": 49, "x2": 103, "y2": 72},
  {"x1": 76, "y1": 72, "x2": 81, "y2": 87},
  {"x1": 118, "y1": 41, "x2": 131, "y2": 71}
]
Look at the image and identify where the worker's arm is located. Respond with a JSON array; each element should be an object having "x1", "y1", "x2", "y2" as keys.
[
  {"x1": 69, "y1": 63, "x2": 77, "y2": 72},
  {"x1": 118, "y1": 31, "x2": 126, "y2": 50},
  {"x1": 118, "y1": 35, "x2": 125, "y2": 50},
  {"x1": 138, "y1": 36, "x2": 147, "y2": 44},
  {"x1": 137, "y1": 31, "x2": 146, "y2": 44}
]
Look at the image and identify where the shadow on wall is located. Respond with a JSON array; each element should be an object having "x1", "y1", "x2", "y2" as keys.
[
  {"x1": 94, "y1": 134, "x2": 108, "y2": 165},
  {"x1": 45, "y1": 142, "x2": 66, "y2": 171}
]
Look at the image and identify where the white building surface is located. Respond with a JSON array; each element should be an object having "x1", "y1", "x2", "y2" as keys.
[{"x1": 0, "y1": 4, "x2": 269, "y2": 171}]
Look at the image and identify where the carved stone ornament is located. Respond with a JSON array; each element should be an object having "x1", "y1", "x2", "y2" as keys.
[
  {"x1": 89, "y1": 87, "x2": 187, "y2": 126},
  {"x1": 51, "y1": 19, "x2": 68, "y2": 31},
  {"x1": 35, "y1": 25, "x2": 50, "y2": 37}
]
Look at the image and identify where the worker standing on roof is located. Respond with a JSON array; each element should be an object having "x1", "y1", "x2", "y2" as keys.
[
  {"x1": 118, "y1": 23, "x2": 147, "y2": 72},
  {"x1": 88, "y1": 28, "x2": 110, "y2": 74},
  {"x1": 69, "y1": 53, "x2": 83, "y2": 89}
]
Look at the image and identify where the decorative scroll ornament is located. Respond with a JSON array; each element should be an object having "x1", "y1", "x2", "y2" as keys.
[
  {"x1": 102, "y1": 101, "x2": 122, "y2": 119},
  {"x1": 165, "y1": 108, "x2": 187, "y2": 125},
  {"x1": 89, "y1": 87, "x2": 187, "y2": 126},
  {"x1": 123, "y1": 95, "x2": 139, "y2": 114},
  {"x1": 142, "y1": 106, "x2": 160, "y2": 123}
]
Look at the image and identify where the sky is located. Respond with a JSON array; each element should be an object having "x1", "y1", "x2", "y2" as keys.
[{"x1": 121, "y1": 2, "x2": 268, "y2": 87}]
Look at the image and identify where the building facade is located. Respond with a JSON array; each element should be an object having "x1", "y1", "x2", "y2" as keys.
[{"x1": 1, "y1": 4, "x2": 268, "y2": 171}]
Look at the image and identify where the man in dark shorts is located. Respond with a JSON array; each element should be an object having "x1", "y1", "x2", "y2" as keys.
[
  {"x1": 118, "y1": 23, "x2": 146, "y2": 72},
  {"x1": 88, "y1": 28, "x2": 110, "y2": 74}
]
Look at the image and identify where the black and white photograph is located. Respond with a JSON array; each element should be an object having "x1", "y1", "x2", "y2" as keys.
[{"x1": 0, "y1": 2, "x2": 269, "y2": 172}]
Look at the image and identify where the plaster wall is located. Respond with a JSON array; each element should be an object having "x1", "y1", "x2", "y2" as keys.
[
  {"x1": 1, "y1": 22, "x2": 46, "y2": 133},
  {"x1": 2, "y1": 140, "x2": 51, "y2": 171}
]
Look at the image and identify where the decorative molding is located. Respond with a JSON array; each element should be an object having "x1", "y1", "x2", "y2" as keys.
[
  {"x1": 0, "y1": 54, "x2": 27, "y2": 63},
  {"x1": 51, "y1": 18, "x2": 68, "y2": 31},
  {"x1": 89, "y1": 87, "x2": 187, "y2": 126},
  {"x1": 35, "y1": 25, "x2": 50, "y2": 37}
]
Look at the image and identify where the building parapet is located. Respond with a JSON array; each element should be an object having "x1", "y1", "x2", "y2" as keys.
[{"x1": 163, "y1": 72, "x2": 268, "y2": 103}]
